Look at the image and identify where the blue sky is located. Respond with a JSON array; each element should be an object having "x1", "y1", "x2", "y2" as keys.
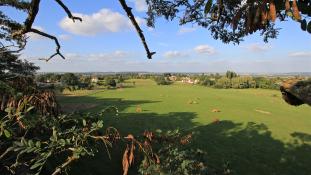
[{"x1": 2, "y1": 0, "x2": 311, "y2": 72}]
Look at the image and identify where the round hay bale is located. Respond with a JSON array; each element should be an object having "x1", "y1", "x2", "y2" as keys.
[{"x1": 212, "y1": 109, "x2": 221, "y2": 113}]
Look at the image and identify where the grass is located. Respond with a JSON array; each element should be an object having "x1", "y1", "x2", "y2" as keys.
[{"x1": 58, "y1": 79, "x2": 311, "y2": 175}]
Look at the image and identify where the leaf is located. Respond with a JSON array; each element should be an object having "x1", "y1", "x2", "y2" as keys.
[
  {"x1": 307, "y1": 21, "x2": 311, "y2": 34},
  {"x1": 30, "y1": 162, "x2": 43, "y2": 170},
  {"x1": 204, "y1": 0, "x2": 213, "y2": 14},
  {"x1": 97, "y1": 121, "x2": 103, "y2": 128},
  {"x1": 292, "y1": 0, "x2": 301, "y2": 21},
  {"x1": 301, "y1": 19, "x2": 307, "y2": 31},
  {"x1": 35, "y1": 141, "x2": 41, "y2": 148},
  {"x1": 4, "y1": 129, "x2": 11, "y2": 138},
  {"x1": 122, "y1": 146, "x2": 129, "y2": 175},
  {"x1": 269, "y1": 1, "x2": 276, "y2": 22},
  {"x1": 129, "y1": 145, "x2": 135, "y2": 166},
  {"x1": 82, "y1": 119, "x2": 86, "y2": 126}
]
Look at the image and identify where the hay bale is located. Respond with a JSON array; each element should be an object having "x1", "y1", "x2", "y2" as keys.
[
  {"x1": 212, "y1": 109, "x2": 221, "y2": 113},
  {"x1": 136, "y1": 105, "x2": 142, "y2": 113}
]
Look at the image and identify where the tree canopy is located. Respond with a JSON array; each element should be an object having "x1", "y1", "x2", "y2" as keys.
[{"x1": 1, "y1": 0, "x2": 311, "y2": 60}]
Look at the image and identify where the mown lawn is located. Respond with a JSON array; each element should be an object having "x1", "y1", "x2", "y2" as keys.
[{"x1": 59, "y1": 79, "x2": 311, "y2": 175}]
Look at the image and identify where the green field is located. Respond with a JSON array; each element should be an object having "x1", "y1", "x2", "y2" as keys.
[{"x1": 59, "y1": 79, "x2": 311, "y2": 175}]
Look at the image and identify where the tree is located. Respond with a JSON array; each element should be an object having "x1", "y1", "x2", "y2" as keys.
[
  {"x1": 60, "y1": 73, "x2": 79, "y2": 90},
  {"x1": 0, "y1": 49, "x2": 39, "y2": 111},
  {"x1": 105, "y1": 78, "x2": 117, "y2": 88},
  {"x1": 225, "y1": 71, "x2": 238, "y2": 79}
]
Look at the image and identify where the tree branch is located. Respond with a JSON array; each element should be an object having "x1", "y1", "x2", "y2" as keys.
[
  {"x1": 118, "y1": 0, "x2": 155, "y2": 59},
  {"x1": 51, "y1": 156, "x2": 77, "y2": 175},
  {"x1": 54, "y1": 0, "x2": 82, "y2": 22},
  {"x1": 29, "y1": 28, "x2": 65, "y2": 61}
]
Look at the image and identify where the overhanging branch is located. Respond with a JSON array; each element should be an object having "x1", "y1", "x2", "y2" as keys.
[
  {"x1": 118, "y1": 0, "x2": 155, "y2": 59},
  {"x1": 54, "y1": 0, "x2": 82, "y2": 22},
  {"x1": 29, "y1": 28, "x2": 65, "y2": 61}
]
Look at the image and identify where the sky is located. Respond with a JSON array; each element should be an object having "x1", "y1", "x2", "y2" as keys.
[{"x1": 2, "y1": 0, "x2": 311, "y2": 73}]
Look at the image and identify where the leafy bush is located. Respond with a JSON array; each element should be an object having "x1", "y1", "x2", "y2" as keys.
[
  {"x1": 139, "y1": 130, "x2": 231, "y2": 175},
  {"x1": 154, "y1": 76, "x2": 172, "y2": 85},
  {"x1": 0, "y1": 106, "x2": 157, "y2": 175}
]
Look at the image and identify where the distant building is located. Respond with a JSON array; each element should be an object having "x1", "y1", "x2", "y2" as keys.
[
  {"x1": 168, "y1": 76, "x2": 177, "y2": 81},
  {"x1": 91, "y1": 77, "x2": 99, "y2": 83},
  {"x1": 181, "y1": 77, "x2": 200, "y2": 84}
]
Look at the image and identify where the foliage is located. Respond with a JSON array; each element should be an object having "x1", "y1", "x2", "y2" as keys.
[
  {"x1": 145, "y1": 0, "x2": 311, "y2": 44},
  {"x1": 214, "y1": 77, "x2": 232, "y2": 89},
  {"x1": 225, "y1": 71, "x2": 238, "y2": 79},
  {"x1": 154, "y1": 76, "x2": 172, "y2": 85},
  {"x1": 60, "y1": 73, "x2": 79, "y2": 87},
  {"x1": 105, "y1": 78, "x2": 117, "y2": 88},
  {"x1": 139, "y1": 129, "x2": 230, "y2": 175},
  {"x1": 280, "y1": 79, "x2": 311, "y2": 106},
  {"x1": 0, "y1": 105, "x2": 159, "y2": 175}
]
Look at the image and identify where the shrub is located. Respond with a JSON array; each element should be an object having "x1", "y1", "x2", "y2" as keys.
[{"x1": 154, "y1": 76, "x2": 172, "y2": 85}]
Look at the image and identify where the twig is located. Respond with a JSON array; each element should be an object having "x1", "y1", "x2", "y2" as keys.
[
  {"x1": 29, "y1": 28, "x2": 65, "y2": 61},
  {"x1": 54, "y1": 0, "x2": 82, "y2": 22},
  {"x1": 118, "y1": 0, "x2": 155, "y2": 59},
  {"x1": 51, "y1": 156, "x2": 77, "y2": 175}
]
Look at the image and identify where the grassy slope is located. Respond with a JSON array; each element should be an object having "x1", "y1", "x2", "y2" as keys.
[{"x1": 60, "y1": 79, "x2": 311, "y2": 175}]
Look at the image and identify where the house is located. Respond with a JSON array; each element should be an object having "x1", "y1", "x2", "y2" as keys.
[
  {"x1": 91, "y1": 77, "x2": 99, "y2": 83},
  {"x1": 168, "y1": 76, "x2": 177, "y2": 81},
  {"x1": 181, "y1": 77, "x2": 200, "y2": 84}
]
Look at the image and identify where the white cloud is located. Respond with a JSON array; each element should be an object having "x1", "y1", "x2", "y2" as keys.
[
  {"x1": 241, "y1": 43, "x2": 271, "y2": 52},
  {"x1": 194, "y1": 45, "x2": 216, "y2": 55},
  {"x1": 132, "y1": 0, "x2": 148, "y2": 12},
  {"x1": 59, "y1": 9, "x2": 136, "y2": 36},
  {"x1": 177, "y1": 27, "x2": 197, "y2": 35},
  {"x1": 58, "y1": 34, "x2": 71, "y2": 41},
  {"x1": 288, "y1": 51, "x2": 311, "y2": 58},
  {"x1": 163, "y1": 51, "x2": 189, "y2": 58}
]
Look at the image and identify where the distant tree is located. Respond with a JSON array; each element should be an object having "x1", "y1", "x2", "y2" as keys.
[
  {"x1": 214, "y1": 77, "x2": 231, "y2": 89},
  {"x1": 226, "y1": 71, "x2": 238, "y2": 79},
  {"x1": 60, "y1": 73, "x2": 79, "y2": 87},
  {"x1": 154, "y1": 76, "x2": 172, "y2": 85},
  {"x1": 106, "y1": 78, "x2": 117, "y2": 88}
]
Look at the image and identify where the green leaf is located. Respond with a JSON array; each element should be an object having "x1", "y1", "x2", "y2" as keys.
[
  {"x1": 26, "y1": 106, "x2": 35, "y2": 113},
  {"x1": 35, "y1": 141, "x2": 41, "y2": 148},
  {"x1": 30, "y1": 162, "x2": 43, "y2": 170},
  {"x1": 82, "y1": 119, "x2": 86, "y2": 126},
  {"x1": 204, "y1": 0, "x2": 213, "y2": 14},
  {"x1": 4, "y1": 129, "x2": 11, "y2": 138},
  {"x1": 59, "y1": 139, "x2": 66, "y2": 146},
  {"x1": 97, "y1": 121, "x2": 103, "y2": 128},
  {"x1": 28, "y1": 140, "x2": 34, "y2": 147}
]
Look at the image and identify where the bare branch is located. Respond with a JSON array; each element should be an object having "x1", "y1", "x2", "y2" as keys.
[
  {"x1": 12, "y1": 0, "x2": 41, "y2": 37},
  {"x1": 29, "y1": 28, "x2": 65, "y2": 61},
  {"x1": 0, "y1": 39, "x2": 27, "y2": 54},
  {"x1": 54, "y1": 0, "x2": 82, "y2": 22},
  {"x1": 51, "y1": 156, "x2": 77, "y2": 175},
  {"x1": 118, "y1": 0, "x2": 155, "y2": 59}
]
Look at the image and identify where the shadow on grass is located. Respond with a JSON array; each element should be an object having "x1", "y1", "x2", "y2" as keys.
[
  {"x1": 58, "y1": 94, "x2": 161, "y2": 113},
  {"x1": 59, "y1": 96, "x2": 311, "y2": 175}
]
